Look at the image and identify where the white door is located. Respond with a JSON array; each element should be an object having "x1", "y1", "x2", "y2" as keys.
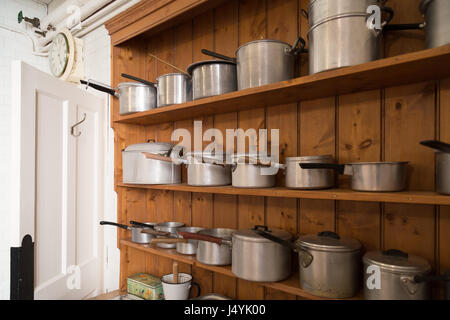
[{"x1": 10, "y1": 61, "x2": 105, "y2": 300}]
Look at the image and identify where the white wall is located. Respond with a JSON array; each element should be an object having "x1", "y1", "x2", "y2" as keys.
[{"x1": 0, "y1": 0, "x2": 49, "y2": 300}]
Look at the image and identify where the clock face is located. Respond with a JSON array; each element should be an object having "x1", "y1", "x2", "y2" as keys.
[{"x1": 49, "y1": 33, "x2": 69, "y2": 77}]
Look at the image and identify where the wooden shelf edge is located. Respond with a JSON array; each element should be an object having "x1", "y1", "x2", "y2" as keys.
[
  {"x1": 112, "y1": 45, "x2": 450, "y2": 125},
  {"x1": 120, "y1": 239, "x2": 361, "y2": 300},
  {"x1": 116, "y1": 183, "x2": 450, "y2": 205}
]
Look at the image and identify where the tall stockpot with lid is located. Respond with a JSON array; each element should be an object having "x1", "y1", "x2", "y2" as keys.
[
  {"x1": 307, "y1": 0, "x2": 393, "y2": 74},
  {"x1": 420, "y1": 0, "x2": 450, "y2": 49},
  {"x1": 363, "y1": 249, "x2": 432, "y2": 300},
  {"x1": 296, "y1": 231, "x2": 362, "y2": 298}
]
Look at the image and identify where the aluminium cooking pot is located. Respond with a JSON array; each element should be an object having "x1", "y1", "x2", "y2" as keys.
[
  {"x1": 297, "y1": 231, "x2": 362, "y2": 298},
  {"x1": 420, "y1": 140, "x2": 450, "y2": 195},
  {"x1": 420, "y1": 0, "x2": 450, "y2": 48},
  {"x1": 99, "y1": 220, "x2": 169, "y2": 244},
  {"x1": 80, "y1": 74, "x2": 157, "y2": 115},
  {"x1": 187, "y1": 58, "x2": 237, "y2": 100},
  {"x1": 175, "y1": 227, "x2": 205, "y2": 255},
  {"x1": 363, "y1": 249, "x2": 432, "y2": 300},
  {"x1": 184, "y1": 152, "x2": 232, "y2": 186},
  {"x1": 307, "y1": 0, "x2": 393, "y2": 74},
  {"x1": 157, "y1": 73, "x2": 192, "y2": 107},
  {"x1": 236, "y1": 38, "x2": 306, "y2": 90},
  {"x1": 284, "y1": 155, "x2": 335, "y2": 189},
  {"x1": 231, "y1": 226, "x2": 293, "y2": 282},
  {"x1": 300, "y1": 161, "x2": 409, "y2": 192},
  {"x1": 122, "y1": 141, "x2": 182, "y2": 185},
  {"x1": 178, "y1": 228, "x2": 235, "y2": 266},
  {"x1": 231, "y1": 154, "x2": 280, "y2": 188}
]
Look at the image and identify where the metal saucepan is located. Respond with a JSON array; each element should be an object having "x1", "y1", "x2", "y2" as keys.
[
  {"x1": 80, "y1": 73, "x2": 157, "y2": 115},
  {"x1": 300, "y1": 161, "x2": 409, "y2": 192},
  {"x1": 156, "y1": 73, "x2": 192, "y2": 107},
  {"x1": 420, "y1": 140, "x2": 450, "y2": 195},
  {"x1": 187, "y1": 53, "x2": 237, "y2": 100},
  {"x1": 296, "y1": 231, "x2": 362, "y2": 298},
  {"x1": 363, "y1": 249, "x2": 433, "y2": 300},
  {"x1": 306, "y1": 0, "x2": 394, "y2": 74},
  {"x1": 230, "y1": 154, "x2": 280, "y2": 188},
  {"x1": 175, "y1": 227, "x2": 205, "y2": 255},
  {"x1": 154, "y1": 222, "x2": 186, "y2": 249},
  {"x1": 178, "y1": 228, "x2": 235, "y2": 266},
  {"x1": 420, "y1": 0, "x2": 450, "y2": 49},
  {"x1": 100, "y1": 220, "x2": 169, "y2": 244},
  {"x1": 284, "y1": 155, "x2": 335, "y2": 189},
  {"x1": 122, "y1": 141, "x2": 183, "y2": 184},
  {"x1": 236, "y1": 38, "x2": 306, "y2": 90}
]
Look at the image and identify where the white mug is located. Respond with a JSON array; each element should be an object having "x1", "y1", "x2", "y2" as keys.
[{"x1": 161, "y1": 273, "x2": 201, "y2": 300}]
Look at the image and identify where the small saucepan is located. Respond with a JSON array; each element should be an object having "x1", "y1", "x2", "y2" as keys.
[
  {"x1": 100, "y1": 220, "x2": 170, "y2": 244},
  {"x1": 300, "y1": 161, "x2": 409, "y2": 192},
  {"x1": 420, "y1": 140, "x2": 450, "y2": 195},
  {"x1": 175, "y1": 227, "x2": 205, "y2": 255}
]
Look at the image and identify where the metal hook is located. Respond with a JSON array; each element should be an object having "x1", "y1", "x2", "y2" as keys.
[{"x1": 71, "y1": 113, "x2": 86, "y2": 137}]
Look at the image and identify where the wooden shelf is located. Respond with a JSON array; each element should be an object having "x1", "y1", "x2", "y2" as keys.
[
  {"x1": 116, "y1": 183, "x2": 450, "y2": 205},
  {"x1": 113, "y1": 45, "x2": 450, "y2": 126},
  {"x1": 120, "y1": 239, "x2": 362, "y2": 300}
]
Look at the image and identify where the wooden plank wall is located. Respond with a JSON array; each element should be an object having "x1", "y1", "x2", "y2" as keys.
[{"x1": 111, "y1": 0, "x2": 450, "y2": 299}]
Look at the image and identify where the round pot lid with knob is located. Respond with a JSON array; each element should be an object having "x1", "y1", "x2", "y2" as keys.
[
  {"x1": 123, "y1": 141, "x2": 174, "y2": 154},
  {"x1": 296, "y1": 231, "x2": 361, "y2": 253},
  {"x1": 233, "y1": 225, "x2": 292, "y2": 243},
  {"x1": 363, "y1": 249, "x2": 432, "y2": 274}
]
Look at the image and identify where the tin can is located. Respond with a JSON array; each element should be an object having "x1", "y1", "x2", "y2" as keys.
[{"x1": 127, "y1": 273, "x2": 164, "y2": 300}]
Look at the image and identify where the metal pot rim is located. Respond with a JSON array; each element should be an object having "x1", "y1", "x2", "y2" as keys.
[
  {"x1": 157, "y1": 73, "x2": 190, "y2": 80},
  {"x1": 199, "y1": 228, "x2": 235, "y2": 240},
  {"x1": 156, "y1": 222, "x2": 185, "y2": 228},
  {"x1": 118, "y1": 82, "x2": 153, "y2": 88},
  {"x1": 236, "y1": 39, "x2": 293, "y2": 54},
  {"x1": 363, "y1": 251, "x2": 432, "y2": 273},
  {"x1": 348, "y1": 161, "x2": 409, "y2": 165},
  {"x1": 285, "y1": 155, "x2": 333, "y2": 162},
  {"x1": 233, "y1": 228, "x2": 292, "y2": 243},
  {"x1": 308, "y1": 12, "x2": 371, "y2": 34},
  {"x1": 296, "y1": 235, "x2": 361, "y2": 253},
  {"x1": 187, "y1": 60, "x2": 236, "y2": 75},
  {"x1": 419, "y1": 0, "x2": 433, "y2": 13}
]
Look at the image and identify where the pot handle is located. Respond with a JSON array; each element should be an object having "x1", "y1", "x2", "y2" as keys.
[
  {"x1": 99, "y1": 221, "x2": 129, "y2": 230},
  {"x1": 177, "y1": 231, "x2": 224, "y2": 245},
  {"x1": 142, "y1": 152, "x2": 175, "y2": 163},
  {"x1": 420, "y1": 140, "x2": 450, "y2": 153},
  {"x1": 382, "y1": 249, "x2": 409, "y2": 259},
  {"x1": 299, "y1": 162, "x2": 347, "y2": 175},
  {"x1": 150, "y1": 238, "x2": 188, "y2": 244},
  {"x1": 140, "y1": 229, "x2": 172, "y2": 237},
  {"x1": 413, "y1": 274, "x2": 450, "y2": 283},
  {"x1": 80, "y1": 80, "x2": 118, "y2": 96},
  {"x1": 130, "y1": 220, "x2": 155, "y2": 229},
  {"x1": 381, "y1": 6, "x2": 394, "y2": 27},
  {"x1": 201, "y1": 49, "x2": 236, "y2": 63},
  {"x1": 298, "y1": 249, "x2": 314, "y2": 268},
  {"x1": 191, "y1": 282, "x2": 201, "y2": 298},
  {"x1": 318, "y1": 231, "x2": 340, "y2": 240},
  {"x1": 288, "y1": 37, "x2": 306, "y2": 55},
  {"x1": 121, "y1": 73, "x2": 156, "y2": 87},
  {"x1": 400, "y1": 276, "x2": 420, "y2": 295}
]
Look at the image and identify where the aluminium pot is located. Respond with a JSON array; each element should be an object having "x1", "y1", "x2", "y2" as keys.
[
  {"x1": 178, "y1": 228, "x2": 235, "y2": 266},
  {"x1": 284, "y1": 155, "x2": 335, "y2": 189},
  {"x1": 99, "y1": 220, "x2": 166, "y2": 244},
  {"x1": 297, "y1": 231, "x2": 362, "y2": 298},
  {"x1": 155, "y1": 222, "x2": 185, "y2": 249},
  {"x1": 187, "y1": 60, "x2": 237, "y2": 100},
  {"x1": 300, "y1": 161, "x2": 409, "y2": 192},
  {"x1": 420, "y1": 140, "x2": 450, "y2": 195},
  {"x1": 420, "y1": 0, "x2": 450, "y2": 48},
  {"x1": 307, "y1": 0, "x2": 393, "y2": 74},
  {"x1": 157, "y1": 73, "x2": 192, "y2": 107},
  {"x1": 231, "y1": 154, "x2": 278, "y2": 188},
  {"x1": 183, "y1": 152, "x2": 232, "y2": 186},
  {"x1": 122, "y1": 141, "x2": 182, "y2": 185},
  {"x1": 176, "y1": 227, "x2": 205, "y2": 255},
  {"x1": 363, "y1": 249, "x2": 432, "y2": 300},
  {"x1": 80, "y1": 78, "x2": 157, "y2": 115},
  {"x1": 231, "y1": 226, "x2": 293, "y2": 282},
  {"x1": 236, "y1": 38, "x2": 305, "y2": 90}
]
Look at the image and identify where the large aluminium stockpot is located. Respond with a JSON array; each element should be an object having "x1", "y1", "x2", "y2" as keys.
[
  {"x1": 231, "y1": 226, "x2": 293, "y2": 282},
  {"x1": 420, "y1": 0, "x2": 450, "y2": 48},
  {"x1": 187, "y1": 60, "x2": 237, "y2": 100},
  {"x1": 122, "y1": 141, "x2": 182, "y2": 184},
  {"x1": 284, "y1": 155, "x2": 335, "y2": 189},
  {"x1": 296, "y1": 231, "x2": 362, "y2": 298},
  {"x1": 363, "y1": 249, "x2": 432, "y2": 300},
  {"x1": 307, "y1": 0, "x2": 393, "y2": 74},
  {"x1": 236, "y1": 38, "x2": 305, "y2": 90}
]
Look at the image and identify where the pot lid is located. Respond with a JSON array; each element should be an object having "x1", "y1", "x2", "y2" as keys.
[
  {"x1": 123, "y1": 141, "x2": 174, "y2": 154},
  {"x1": 187, "y1": 60, "x2": 236, "y2": 75},
  {"x1": 233, "y1": 226, "x2": 292, "y2": 243},
  {"x1": 296, "y1": 231, "x2": 361, "y2": 252},
  {"x1": 363, "y1": 250, "x2": 431, "y2": 273},
  {"x1": 285, "y1": 155, "x2": 333, "y2": 162}
]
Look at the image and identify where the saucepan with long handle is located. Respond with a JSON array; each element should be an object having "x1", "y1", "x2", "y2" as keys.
[{"x1": 100, "y1": 220, "x2": 169, "y2": 244}]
